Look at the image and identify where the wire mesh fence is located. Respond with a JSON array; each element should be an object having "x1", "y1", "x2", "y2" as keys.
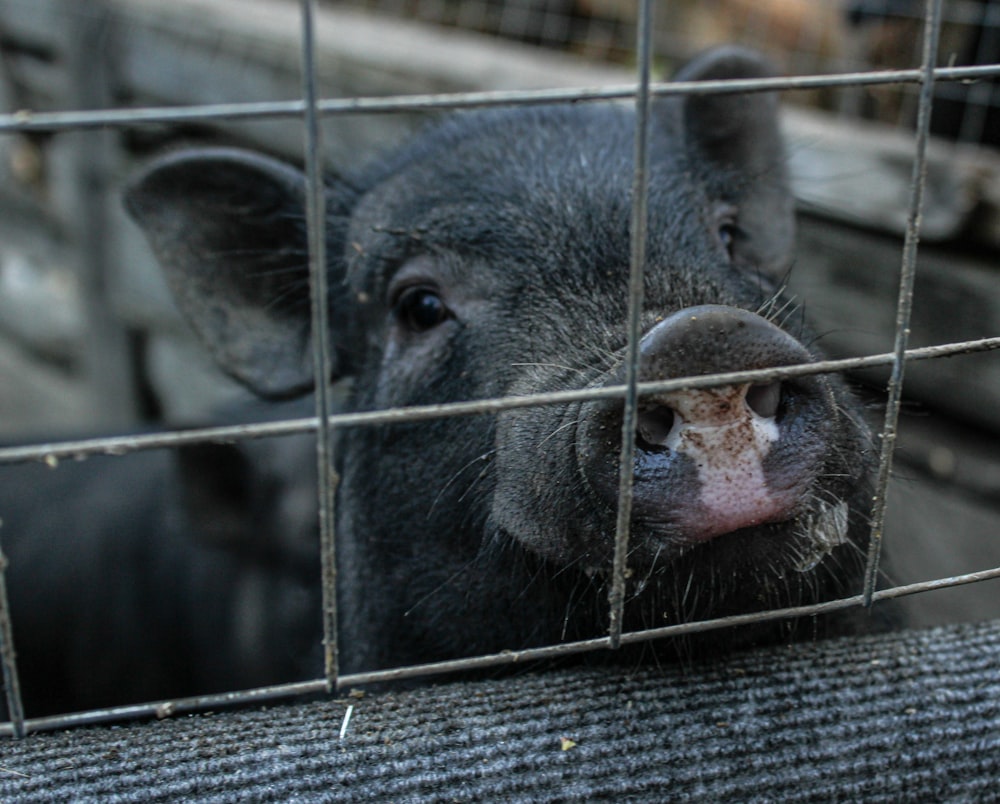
[{"x1": 0, "y1": 0, "x2": 999, "y2": 743}]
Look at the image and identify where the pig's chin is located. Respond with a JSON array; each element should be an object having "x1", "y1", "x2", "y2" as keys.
[{"x1": 498, "y1": 494, "x2": 851, "y2": 588}]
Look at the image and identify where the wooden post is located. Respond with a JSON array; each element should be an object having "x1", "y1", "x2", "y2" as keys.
[{"x1": 66, "y1": 0, "x2": 139, "y2": 425}]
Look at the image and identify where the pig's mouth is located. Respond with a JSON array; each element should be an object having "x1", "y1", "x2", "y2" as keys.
[
  {"x1": 555, "y1": 498, "x2": 859, "y2": 643},
  {"x1": 624, "y1": 496, "x2": 849, "y2": 568}
]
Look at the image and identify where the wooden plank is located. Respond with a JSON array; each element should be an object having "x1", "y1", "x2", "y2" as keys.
[
  {"x1": 0, "y1": 0, "x2": 70, "y2": 51},
  {"x1": 66, "y1": 2, "x2": 139, "y2": 425},
  {"x1": 0, "y1": 338, "x2": 92, "y2": 437},
  {"x1": 789, "y1": 213, "x2": 1000, "y2": 431},
  {"x1": 885, "y1": 467, "x2": 1000, "y2": 626},
  {"x1": 783, "y1": 106, "x2": 985, "y2": 242}
]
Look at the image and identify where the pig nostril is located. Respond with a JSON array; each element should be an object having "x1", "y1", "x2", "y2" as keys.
[
  {"x1": 636, "y1": 405, "x2": 675, "y2": 451},
  {"x1": 745, "y1": 381, "x2": 782, "y2": 419}
]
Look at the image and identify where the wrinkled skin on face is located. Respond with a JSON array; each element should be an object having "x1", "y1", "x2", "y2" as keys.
[{"x1": 126, "y1": 47, "x2": 879, "y2": 676}]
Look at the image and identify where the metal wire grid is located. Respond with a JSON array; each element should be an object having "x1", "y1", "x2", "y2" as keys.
[{"x1": 1, "y1": 0, "x2": 1000, "y2": 739}]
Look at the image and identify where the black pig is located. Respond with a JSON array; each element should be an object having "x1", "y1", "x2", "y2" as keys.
[
  {"x1": 126, "y1": 47, "x2": 879, "y2": 676},
  {"x1": 0, "y1": 398, "x2": 319, "y2": 716}
]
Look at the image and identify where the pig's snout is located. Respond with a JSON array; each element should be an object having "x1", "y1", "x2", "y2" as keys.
[
  {"x1": 578, "y1": 305, "x2": 835, "y2": 547},
  {"x1": 632, "y1": 304, "x2": 808, "y2": 459},
  {"x1": 634, "y1": 381, "x2": 781, "y2": 454}
]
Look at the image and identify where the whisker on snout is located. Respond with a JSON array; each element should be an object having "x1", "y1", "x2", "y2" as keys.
[
  {"x1": 510, "y1": 361, "x2": 584, "y2": 373},
  {"x1": 537, "y1": 419, "x2": 579, "y2": 450},
  {"x1": 429, "y1": 449, "x2": 496, "y2": 518}
]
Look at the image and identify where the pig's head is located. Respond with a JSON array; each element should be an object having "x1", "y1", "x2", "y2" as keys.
[{"x1": 126, "y1": 47, "x2": 875, "y2": 673}]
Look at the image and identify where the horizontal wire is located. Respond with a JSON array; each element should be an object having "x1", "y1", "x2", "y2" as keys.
[
  {"x1": 1, "y1": 64, "x2": 999, "y2": 134},
  {"x1": 2, "y1": 334, "x2": 998, "y2": 466},
  {"x1": 4, "y1": 562, "x2": 998, "y2": 737}
]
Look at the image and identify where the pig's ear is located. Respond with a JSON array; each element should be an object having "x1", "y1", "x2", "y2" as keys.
[
  {"x1": 125, "y1": 148, "x2": 338, "y2": 398},
  {"x1": 675, "y1": 46, "x2": 794, "y2": 273}
]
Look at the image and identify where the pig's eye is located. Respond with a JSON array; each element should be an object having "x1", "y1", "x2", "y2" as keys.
[
  {"x1": 394, "y1": 286, "x2": 451, "y2": 332},
  {"x1": 718, "y1": 221, "x2": 741, "y2": 261}
]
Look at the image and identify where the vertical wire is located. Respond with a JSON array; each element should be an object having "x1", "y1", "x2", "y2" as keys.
[
  {"x1": 299, "y1": 0, "x2": 340, "y2": 688},
  {"x1": 0, "y1": 546, "x2": 26, "y2": 738},
  {"x1": 863, "y1": 0, "x2": 944, "y2": 605},
  {"x1": 607, "y1": 0, "x2": 653, "y2": 649}
]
